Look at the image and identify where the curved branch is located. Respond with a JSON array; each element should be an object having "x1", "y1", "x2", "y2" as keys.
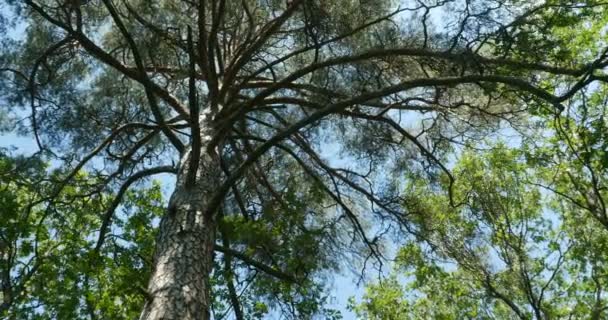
[
  {"x1": 93, "y1": 165, "x2": 177, "y2": 254},
  {"x1": 27, "y1": 36, "x2": 74, "y2": 152},
  {"x1": 224, "y1": 45, "x2": 591, "y2": 123}
]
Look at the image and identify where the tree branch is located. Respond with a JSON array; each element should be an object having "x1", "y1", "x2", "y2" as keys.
[
  {"x1": 93, "y1": 165, "x2": 177, "y2": 254},
  {"x1": 214, "y1": 245, "x2": 297, "y2": 283}
]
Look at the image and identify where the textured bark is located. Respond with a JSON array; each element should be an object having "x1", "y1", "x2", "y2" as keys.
[{"x1": 139, "y1": 144, "x2": 220, "y2": 320}]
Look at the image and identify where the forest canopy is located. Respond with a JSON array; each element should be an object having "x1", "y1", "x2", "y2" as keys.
[{"x1": 1, "y1": 0, "x2": 608, "y2": 319}]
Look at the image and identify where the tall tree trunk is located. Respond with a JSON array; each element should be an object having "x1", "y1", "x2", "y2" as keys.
[{"x1": 139, "y1": 147, "x2": 219, "y2": 320}]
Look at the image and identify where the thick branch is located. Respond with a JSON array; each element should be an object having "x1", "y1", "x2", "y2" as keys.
[
  {"x1": 214, "y1": 245, "x2": 297, "y2": 283},
  {"x1": 186, "y1": 26, "x2": 201, "y2": 188}
]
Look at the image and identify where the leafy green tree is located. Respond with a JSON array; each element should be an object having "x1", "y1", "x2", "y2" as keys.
[
  {"x1": 0, "y1": 150, "x2": 166, "y2": 319},
  {"x1": 352, "y1": 146, "x2": 608, "y2": 319},
  {"x1": 2, "y1": 0, "x2": 608, "y2": 319},
  {"x1": 526, "y1": 85, "x2": 608, "y2": 233},
  {"x1": 348, "y1": 276, "x2": 409, "y2": 320}
]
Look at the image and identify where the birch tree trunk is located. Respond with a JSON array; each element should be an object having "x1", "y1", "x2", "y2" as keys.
[{"x1": 139, "y1": 144, "x2": 220, "y2": 320}]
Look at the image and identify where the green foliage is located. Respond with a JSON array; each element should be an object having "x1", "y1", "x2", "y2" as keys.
[
  {"x1": 0, "y1": 152, "x2": 166, "y2": 319},
  {"x1": 352, "y1": 144, "x2": 608, "y2": 318},
  {"x1": 348, "y1": 277, "x2": 409, "y2": 320}
]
